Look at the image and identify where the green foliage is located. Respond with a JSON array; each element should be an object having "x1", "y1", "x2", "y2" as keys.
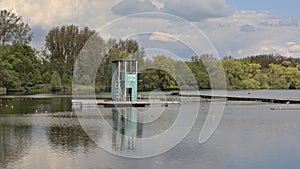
[
  {"x1": 137, "y1": 55, "x2": 179, "y2": 91},
  {"x1": 80, "y1": 75, "x2": 91, "y2": 86},
  {"x1": 152, "y1": 55, "x2": 177, "y2": 90},
  {"x1": 241, "y1": 54, "x2": 300, "y2": 69},
  {"x1": 138, "y1": 54, "x2": 300, "y2": 90},
  {"x1": 241, "y1": 79, "x2": 260, "y2": 89},
  {"x1": 0, "y1": 9, "x2": 33, "y2": 45},
  {"x1": 0, "y1": 69, "x2": 21, "y2": 89},
  {"x1": 220, "y1": 58, "x2": 300, "y2": 89},
  {"x1": 185, "y1": 55, "x2": 300, "y2": 90},
  {"x1": 139, "y1": 68, "x2": 159, "y2": 91},
  {"x1": 44, "y1": 24, "x2": 96, "y2": 76},
  {"x1": 42, "y1": 72, "x2": 51, "y2": 84},
  {"x1": 50, "y1": 71, "x2": 62, "y2": 91},
  {"x1": 62, "y1": 73, "x2": 71, "y2": 86},
  {"x1": 45, "y1": 25, "x2": 94, "y2": 61},
  {"x1": 255, "y1": 74, "x2": 270, "y2": 89},
  {"x1": 186, "y1": 61, "x2": 210, "y2": 89},
  {"x1": 33, "y1": 68, "x2": 42, "y2": 84},
  {"x1": 0, "y1": 43, "x2": 40, "y2": 89},
  {"x1": 2, "y1": 12, "x2": 300, "y2": 92},
  {"x1": 175, "y1": 61, "x2": 197, "y2": 90}
]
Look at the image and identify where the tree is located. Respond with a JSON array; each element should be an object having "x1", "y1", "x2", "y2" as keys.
[
  {"x1": 267, "y1": 64, "x2": 288, "y2": 89},
  {"x1": 281, "y1": 60, "x2": 292, "y2": 68},
  {"x1": 44, "y1": 25, "x2": 95, "y2": 73},
  {"x1": 152, "y1": 55, "x2": 177, "y2": 90},
  {"x1": 186, "y1": 59, "x2": 210, "y2": 89},
  {"x1": 0, "y1": 43, "x2": 39, "y2": 89},
  {"x1": 42, "y1": 72, "x2": 51, "y2": 84},
  {"x1": 0, "y1": 9, "x2": 32, "y2": 45},
  {"x1": 61, "y1": 73, "x2": 70, "y2": 86},
  {"x1": 50, "y1": 71, "x2": 62, "y2": 91},
  {"x1": 222, "y1": 60, "x2": 245, "y2": 89},
  {"x1": 241, "y1": 79, "x2": 260, "y2": 89},
  {"x1": 32, "y1": 68, "x2": 42, "y2": 84},
  {"x1": 255, "y1": 73, "x2": 270, "y2": 89},
  {"x1": 174, "y1": 61, "x2": 197, "y2": 90},
  {"x1": 140, "y1": 68, "x2": 160, "y2": 90},
  {"x1": 80, "y1": 75, "x2": 91, "y2": 86},
  {"x1": 0, "y1": 69, "x2": 21, "y2": 89}
]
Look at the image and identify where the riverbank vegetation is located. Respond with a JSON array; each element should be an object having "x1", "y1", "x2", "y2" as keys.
[{"x1": 1, "y1": 9, "x2": 300, "y2": 94}]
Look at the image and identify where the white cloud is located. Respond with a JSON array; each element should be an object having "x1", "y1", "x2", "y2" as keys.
[
  {"x1": 1, "y1": 0, "x2": 84, "y2": 27},
  {"x1": 0, "y1": 0, "x2": 119, "y2": 48},
  {"x1": 162, "y1": 0, "x2": 234, "y2": 21},
  {"x1": 149, "y1": 32, "x2": 178, "y2": 42},
  {"x1": 0, "y1": 0, "x2": 118, "y2": 28},
  {"x1": 111, "y1": 0, "x2": 234, "y2": 21},
  {"x1": 256, "y1": 40, "x2": 290, "y2": 55},
  {"x1": 151, "y1": 0, "x2": 164, "y2": 10},
  {"x1": 111, "y1": 0, "x2": 157, "y2": 16},
  {"x1": 1, "y1": 0, "x2": 300, "y2": 58},
  {"x1": 240, "y1": 24, "x2": 256, "y2": 32},
  {"x1": 287, "y1": 42, "x2": 296, "y2": 46},
  {"x1": 279, "y1": 17, "x2": 298, "y2": 27},
  {"x1": 199, "y1": 10, "x2": 300, "y2": 57},
  {"x1": 288, "y1": 42, "x2": 300, "y2": 53},
  {"x1": 254, "y1": 41, "x2": 300, "y2": 56}
]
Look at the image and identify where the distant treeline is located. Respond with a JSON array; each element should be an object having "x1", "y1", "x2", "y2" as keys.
[
  {"x1": 156, "y1": 54, "x2": 300, "y2": 90},
  {"x1": 1, "y1": 41, "x2": 300, "y2": 92},
  {"x1": 1, "y1": 9, "x2": 300, "y2": 93},
  {"x1": 198, "y1": 54, "x2": 300, "y2": 89}
]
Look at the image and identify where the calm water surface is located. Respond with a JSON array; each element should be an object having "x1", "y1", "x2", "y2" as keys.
[{"x1": 0, "y1": 91, "x2": 300, "y2": 169}]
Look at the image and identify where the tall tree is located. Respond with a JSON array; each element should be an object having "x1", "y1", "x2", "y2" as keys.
[
  {"x1": 0, "y1": 44, "x2": 40, "y2": 89},
  {"x1": 44, "y1": 25, "x2": 95, "y2": 73},
  {"x1": 0, "y1": 9, "x2": 32, "y2": 45}
]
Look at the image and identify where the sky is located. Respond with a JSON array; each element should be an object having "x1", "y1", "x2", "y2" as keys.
[
  {"x1": 227, "y1": 0, "x2": 300, "y2": 20},
  {"x1": 1, "y1": 0, "x2": 300, "y2": 59}
]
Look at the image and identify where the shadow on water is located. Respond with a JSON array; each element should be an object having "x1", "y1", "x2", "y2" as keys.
[
  {"x1": 0, "y1": 124, "x2": 32, "y2": 167},
  {"x1": 0, "y1": 95, "x2": 98, "y2": 167},
  {"x1": 47, "y1": 124, "x2": 97, "y2": 156},
  {"x1": 0, "y1": 96, "x2": 72, "y2": 114}
]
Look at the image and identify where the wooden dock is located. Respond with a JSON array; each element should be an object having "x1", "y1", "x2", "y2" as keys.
[
  {"x1": 72, "y1": 99, "x2": 180, "y2": 107},
  {"x1": 179, "y1": 94, "x2": 300, "y2": 104}
]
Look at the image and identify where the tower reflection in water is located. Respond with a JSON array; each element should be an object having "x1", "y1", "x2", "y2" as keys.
[{"x1": 111, "y1": 107, "x2": 142, "y2": 151}]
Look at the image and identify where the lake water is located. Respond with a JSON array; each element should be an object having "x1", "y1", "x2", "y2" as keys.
[{"x1": 1, "y1": 91, "x2": 300, "y2": 169}]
